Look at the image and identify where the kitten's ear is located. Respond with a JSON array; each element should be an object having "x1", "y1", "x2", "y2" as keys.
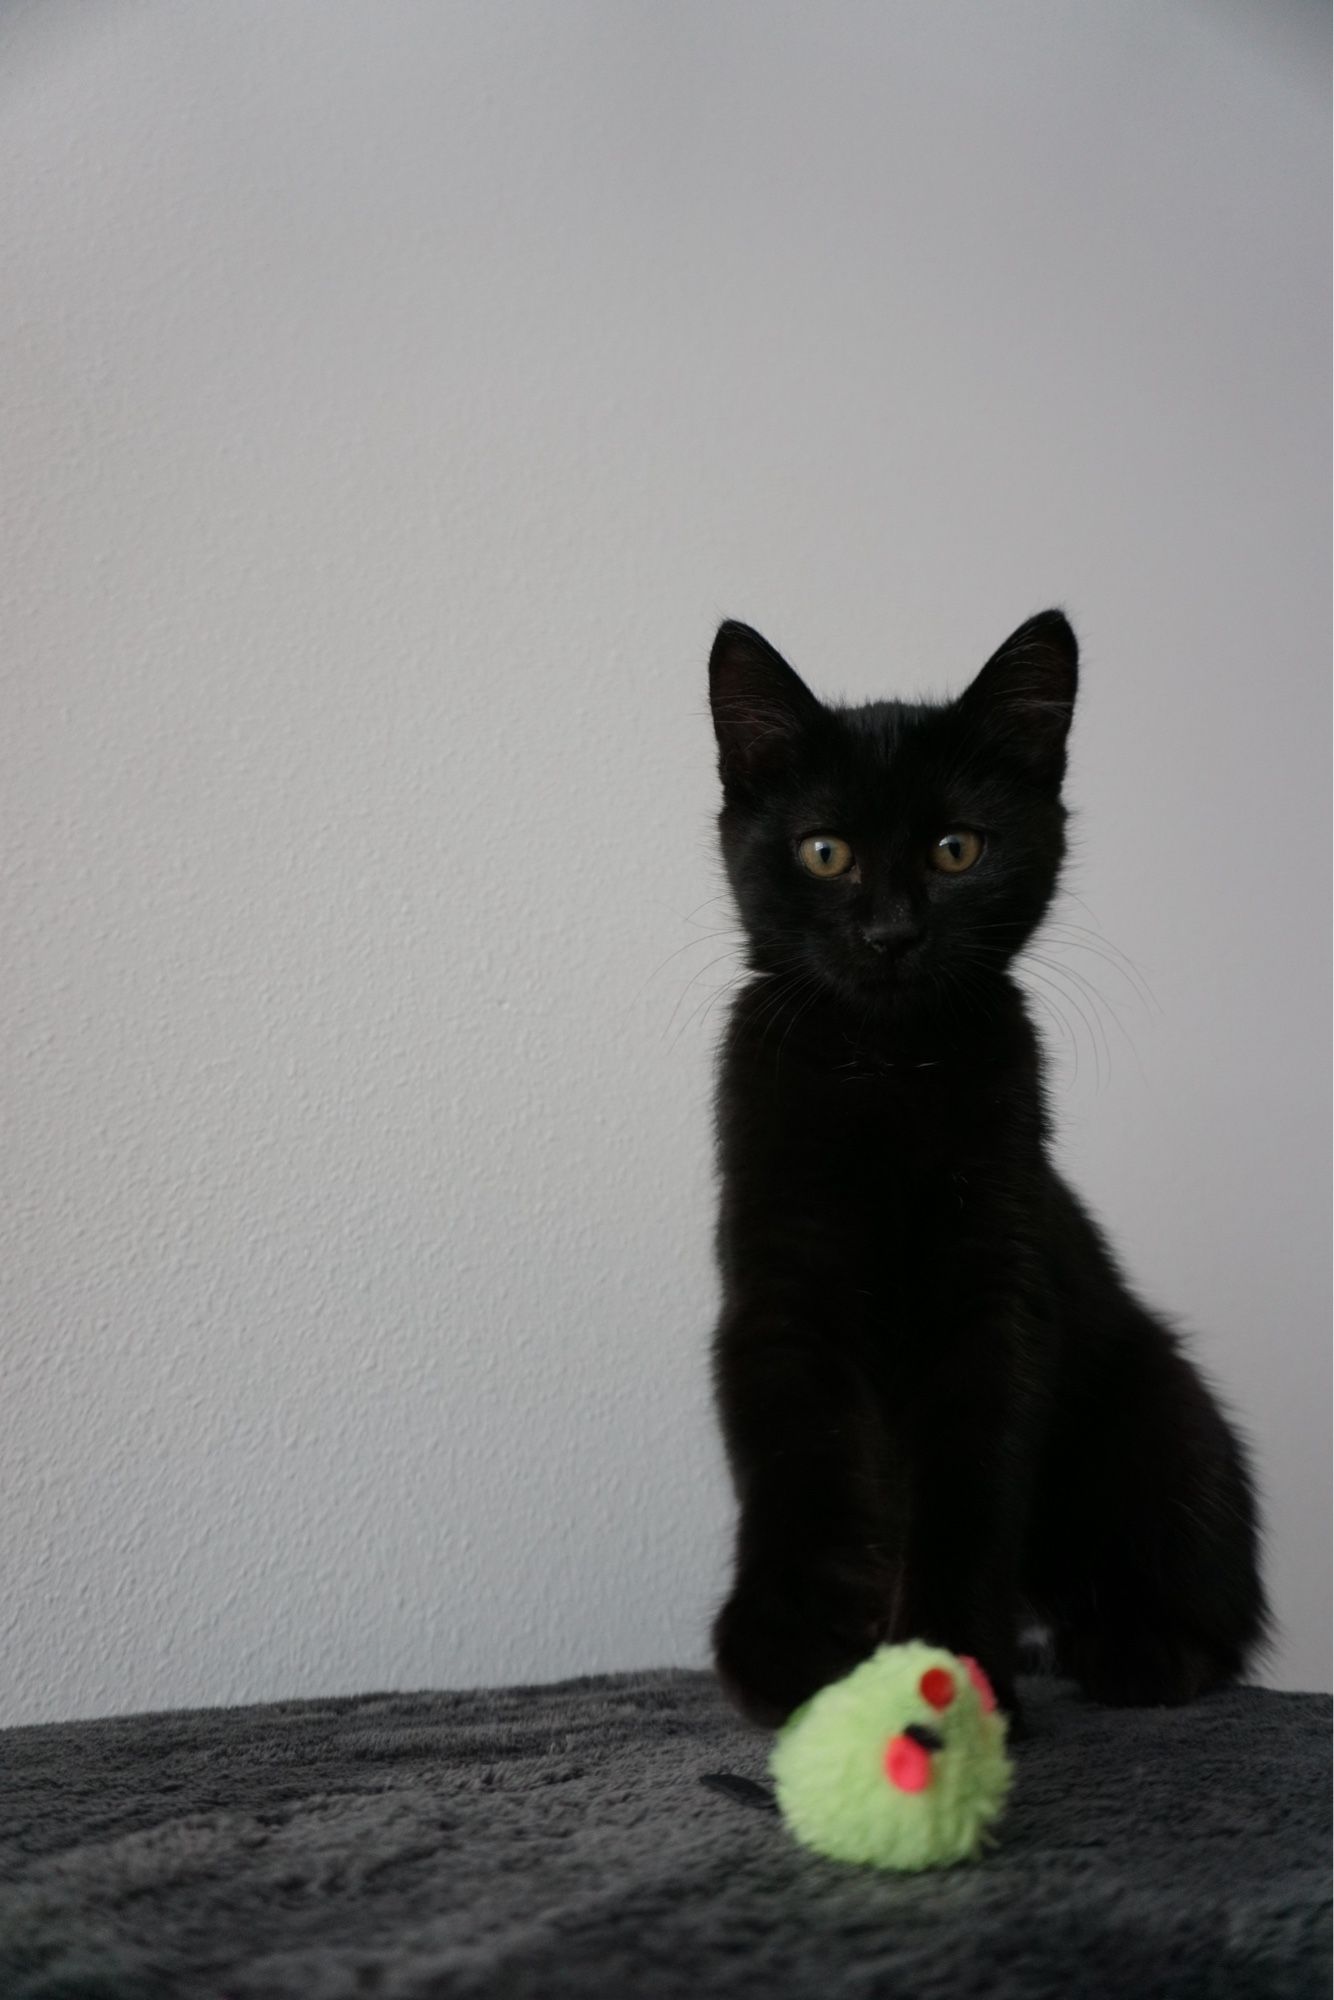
[
  {"x1": 708, "y1": 621, "x2": 822, "y2": 794},
  {"x1": 958, "y1": 609, "x2": 1078, "y2": 785}
]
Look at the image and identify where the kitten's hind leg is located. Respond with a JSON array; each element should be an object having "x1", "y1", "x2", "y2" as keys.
[{"x1": 1034, "y1": 1320, "x2": 1268, "y2": 1708}]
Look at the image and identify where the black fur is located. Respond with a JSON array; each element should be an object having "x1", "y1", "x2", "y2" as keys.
[{"x1": 706, "y1": 612, "x2": 1268, "y2": 1728}]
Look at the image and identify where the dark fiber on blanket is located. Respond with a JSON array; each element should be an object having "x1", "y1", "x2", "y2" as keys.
[{"x1": 1, "y1": 1671, "x2": 1328, "y2": 1998}]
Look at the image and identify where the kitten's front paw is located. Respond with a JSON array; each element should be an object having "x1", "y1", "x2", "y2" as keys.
[{"x1": 712, "y1": 1575, "x2": 880, "y2": 1729}]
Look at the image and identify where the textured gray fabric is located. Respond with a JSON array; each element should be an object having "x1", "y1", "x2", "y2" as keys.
[{"x1": 0, "y1": 1670, "x2": 1328, "y2": 1999}]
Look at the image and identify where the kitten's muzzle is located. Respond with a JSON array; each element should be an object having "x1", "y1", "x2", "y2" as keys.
[{"x1": 860, "y1": 917, "x2": 925, "y2": 958}]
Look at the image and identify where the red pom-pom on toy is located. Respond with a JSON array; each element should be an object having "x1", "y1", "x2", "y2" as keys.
[
  {"x1": 884, "y1": 1732, "x2": 933, "y2": 1792},
  {"x1": 918, "y1": 1666, "x2": 956, "y2": 1710},
  {"x1": 959, "y1": 1655, "x2": 997, "y2": 1713}
]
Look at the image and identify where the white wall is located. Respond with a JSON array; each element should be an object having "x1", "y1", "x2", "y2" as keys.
[{"x1": 2, "y1": 1, "x2": 1327, "y2": 1727}]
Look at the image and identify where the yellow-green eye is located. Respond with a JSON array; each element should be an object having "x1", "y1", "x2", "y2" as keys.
[
  {"x1": 931, "y1": 830, "x2": 984, "y2": 874},
  {"x1": 798, "y1": 833, "x2": 854, "y2": 879}
]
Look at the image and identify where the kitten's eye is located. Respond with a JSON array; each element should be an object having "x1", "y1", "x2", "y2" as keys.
[
  {"x1": 798, "y1": 833, "x2": 854, "y2": 879},
  {"x1": 930, "y1": 830, "x2": 984, "y2": 874}
]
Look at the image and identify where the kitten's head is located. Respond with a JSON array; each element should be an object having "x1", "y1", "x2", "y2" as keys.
[{"x1": 708, "y1": 612, "x2": 1077, "y2": 1022}]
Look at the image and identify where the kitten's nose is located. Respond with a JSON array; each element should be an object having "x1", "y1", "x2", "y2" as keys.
[{"x1": 861, "y1": 916, "x2": 924, "y2": 957}]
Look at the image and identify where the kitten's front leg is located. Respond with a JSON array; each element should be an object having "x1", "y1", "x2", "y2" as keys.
[
  {"x1": 899, "y1": 1245, "x2": 1054, "y2": 1723},
  {"x1": 711, "y1": 1302, "x2": 905, "y2": 1727},
  {"x1": 903, "y1": 1407, "x2": 1030, "y2": 1720}
]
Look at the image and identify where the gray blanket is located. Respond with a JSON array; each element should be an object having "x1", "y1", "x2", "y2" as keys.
[{"x1": 1, "y1": 1670, "x2": 1328, "y2": 1999}]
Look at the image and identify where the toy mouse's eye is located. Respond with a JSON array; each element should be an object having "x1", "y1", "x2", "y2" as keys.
[{"x1": 918, "y1": 1666, "x2": 956, "y2": 1711}]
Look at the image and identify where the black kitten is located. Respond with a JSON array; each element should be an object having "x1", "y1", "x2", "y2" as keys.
[{"x1": 706, "y1": 611, "x2": 1267, "y2": 1728}]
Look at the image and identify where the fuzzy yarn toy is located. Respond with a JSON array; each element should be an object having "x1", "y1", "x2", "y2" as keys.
[{"x1": 768, "y1": 1641, "x2": 1012, "y2": 1870}]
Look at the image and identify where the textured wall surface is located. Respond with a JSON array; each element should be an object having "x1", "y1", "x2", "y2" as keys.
[{"x1": 3, "y1": 1, "x2": 1328, "y2": 1727}]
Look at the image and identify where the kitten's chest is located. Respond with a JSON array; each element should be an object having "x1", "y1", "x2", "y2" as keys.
[
  {"x1": 765, "y1": 1065, "x2": 999, "y2": 1249},
  {"x1": 818, "y1": 1057, "x2": 990, "y2": 1170},
  {"x1": 813, "y1": 1088, "x2": 1010, "y2": 1336}
]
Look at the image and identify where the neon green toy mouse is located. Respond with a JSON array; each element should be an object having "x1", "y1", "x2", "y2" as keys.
[{"x1": 769, "y1": 1641, "x2": 1013, "y2": 1870}]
